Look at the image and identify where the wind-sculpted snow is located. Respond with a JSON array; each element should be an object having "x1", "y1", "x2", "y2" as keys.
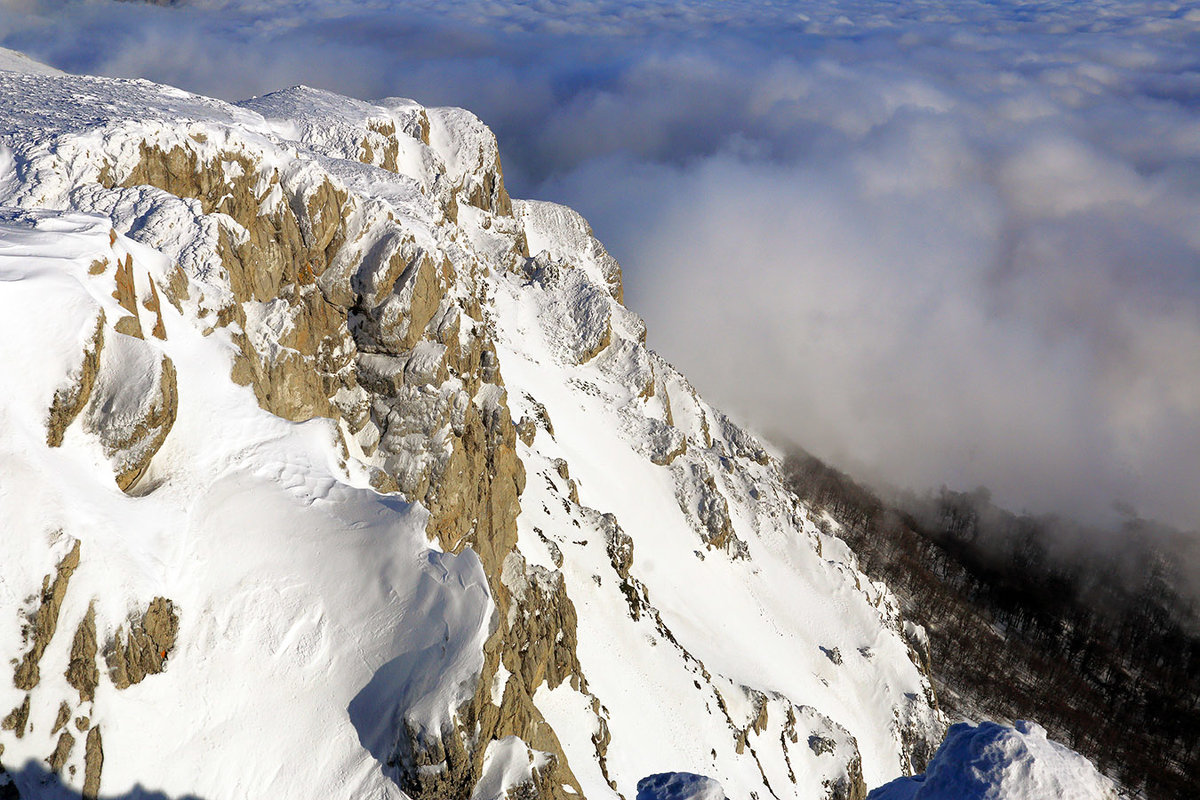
[
  {"x1": 5, "y1": 0, "x2": 1200, "y2": 537},
  {"x1": 0, "y1": 208, "x2": 491, "y2": 799},
  {"x1": 867, "y1": 721, "x2": 1120, "y2": 800},
  {"x1": 637, "y1": 773, "x2": 726, "y2": 800},
  {"x1": 0, "y1": 51, "x2": 952, "y2": 799},
  {"x1": 492, "y1": 198, "x2": 944, "y2": 796}
]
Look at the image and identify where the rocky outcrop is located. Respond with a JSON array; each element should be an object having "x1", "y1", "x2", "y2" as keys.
[
  {"x1": 45, "y1": 313, "x2": 104, "y2": 447},
  {"x1": 111, "y1": 252, "x2": 143, "y2": 338},
  {"x1": 602, "y1": 514, "x2": 641, "y2": 620},
  {"x1": 372, "y1": 351, "x2": 586, "y2": 800},
  {"x1": 44, "y1": 256, "x2": 179, "y2": 491},
  {"x1": 1, "y1": 535, "x2": 143, "y2": 800},
  {"x1": 360, "y1": 120, "x2": 400, "y2": 173},
  {"x1": 50, "y1": 702, "x2": 70, "y2": 736},
  {"x1": 86, "y1": 346, "x2": 177, "y2": 491},
  {"x1": 515, "y1": 201, "x2": 624, "y2": 304},
  {"x1": 0, "y1": 698, "x2": 29, "y2": 740},
  {"x1": 14, "y1": 541, "x2": 81, "y2": 691},
  {"x1": 825, "y1": 754, "x2": 866, "y2": 800},
  {"x1": 0, "y1": 69, "x2": 945, "y2": 800},
  {"x1": 429, "y1": 106, "x2": 514, "y2": 218},
  {"x1": 95, "y1": 120, "x2": 588, "y2": 800},
  {"x1": 65, "y1": 603, "x2": 99, "y2": 703},
  {"x1": 83, "y1": 726, "x2": 102, "y2": 800},
  {"x1": 518, "y1": 253, "x2": 613, "y2": 365},
  {"x1": 675, "y1": 464, "x2": 748, "y2": 558},
  {"x1": 46, "y1": 730, "x2": 74, "y2": 774},
  {"x1": 105, "y1": 597, "x2": 178, "y2": 689},
  {"x1": 107, "y1": 143, "x2": 358, "y2": 423}
]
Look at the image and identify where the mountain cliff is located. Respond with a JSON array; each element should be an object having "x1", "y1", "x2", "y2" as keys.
[{"x1": 0, "y1": 53, "x2": 1111, "y2": 800}]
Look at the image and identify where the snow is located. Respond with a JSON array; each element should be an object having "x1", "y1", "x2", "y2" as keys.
[
  {"x1": 637, "y1": 773, "x2": 726, "y2": 800},
  {"x1": 471, "y1": 736, "x2": 553, "y2": 800},
  {"x1": 0, "y1": 51, "x2": 1109, "y2": 800},
  {"x1": 867, "y1": 721, "x2": 1121, "y2": 800},
  {"x1": 516, "y1": 200, "x2": 622, "y2": 301},
  {"x1": 0, "y1": 46, "x2": 63, "y2": 77},
  {"x1": 0, "y1": 209, "x2": 490, "y2": 798},
  {"x1": 489, "y1": 196, "x2": 946, "y2": 795}
]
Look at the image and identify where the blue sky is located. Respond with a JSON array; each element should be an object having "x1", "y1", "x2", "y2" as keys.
[{"x1": 4, "y1": 0, "x2": 1200, "y2": 531}]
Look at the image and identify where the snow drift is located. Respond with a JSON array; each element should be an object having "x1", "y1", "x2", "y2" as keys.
[
  {"x1": 0, "y1": 46, "x2": 1111, "y2": 800},
  {"x1": 868, "y1": 721, "x2": 1121, "y2": 800}
]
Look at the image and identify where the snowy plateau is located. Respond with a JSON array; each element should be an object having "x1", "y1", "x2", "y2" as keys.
[{"x1": 0, "y1": 50, "x2": 1118, "y2": 800}]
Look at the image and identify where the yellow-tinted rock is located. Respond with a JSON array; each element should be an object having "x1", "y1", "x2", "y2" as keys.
[
  {"x1": 65, "y1": 603, "x2": 99, "y2": 703},
  {"x1": 105, "y1": 597, "x2": 178, "y2": 689},
  {"x1": 14, "y1": 540, "x2": 81, "y2": 691},
  {"x1": 46, "y1": 313, "x2": 104, "y2": 448},
  {"x1": 83, "y1": 726, "x2": 103, "y2": 800}
]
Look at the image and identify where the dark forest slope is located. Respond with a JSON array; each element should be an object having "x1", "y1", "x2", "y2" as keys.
[{"x1": 784, "y1": 449, "x2": 1200, "y2": 800}]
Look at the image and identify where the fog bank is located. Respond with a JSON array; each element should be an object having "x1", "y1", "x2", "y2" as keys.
[{"x1": 3, "y1": 0, "x2": 1199, "y2": 531}]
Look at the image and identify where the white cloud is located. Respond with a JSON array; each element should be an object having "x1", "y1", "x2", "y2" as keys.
[{"x1": 3, "y1": 0, "x2": 1200, "y2": 532}]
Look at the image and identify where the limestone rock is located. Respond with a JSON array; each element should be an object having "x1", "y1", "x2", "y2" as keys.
[
  {"x1": 516, "y1": 199, "x2": 625, "y2": 304},
  {"x1": 46, "y1": 730, "x2": 74, "y2": 774},
  {"x1": 675, "y1": 463, "x2": 748, "y2": 558},
  {"x1": 83, "y1": 726, "x2": 102, "y2": 800},
  {"x1": 643, "y1": 418, "x2": 687, "y2": 466},
  {"x1": 143, "y1": 277, "x2": 168, "y2": 340},
  {"x1": 51, "y1": 702, "x2": 70, "y2": 736},
  {"x1": 0, "y1": 697, "x2": 29, "y2": 739},
  {"x1": 824, "y1": 753, "x2": 866, "y2": 800},
  {"x1": 111, "y1": 253, "x2": 143, "y2": 339},
  {"x1": 500, "y1": 552, "x2": 583, "y2": 693},
  {"x1": 14, "y1": 540, "x2": 80, "y2": 690},
  {"x1": 105, "y1": 597, "x2": 178, "y2": 689},
  {"x1": 428, "y1": 106, "x2": 513, "y2": 217},
  {"x1": 83, "y1": 335, "x2": 178, "y2": 492},
  {"x1": 45, "y1": 313, "x2": 104, "y2": 447},
  {"x1": 602, "y1": 514, "x2": 641, "y2": 619},
  {"x1": 65, "y1": 602, "x2": 99, "y2": 703},
  {"x1": 519, "y1": 253, "x2": 614, "y2": 365},
  {"x1": 360, "y1": 120, "x2": 400, "y2": 172},
  {"x1": 111, "y1": 142, "x2": 359, "y2": 424}
]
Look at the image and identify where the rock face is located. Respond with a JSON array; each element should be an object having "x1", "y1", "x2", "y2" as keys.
[
  {"x1": 65, "y1": 604, "x2": 99, "y2": 703},
  {"x1": 45, "y1": 314, "x2": 104, "y2": 447},
  {"x1": 0, "y1": 63, "x2": 943, "y2": 800},
  {"x1": 13, "y1": 541, "x2": 80, "y2": 692},
  {"x1": 105, "y1": 598, "x2": 178, "y2": 689},
  {"x1": 83, "y1": 726, "x2": 103, "y2": 800},
  {"x1": 84, "y1": 345, "x2": 178, "y2": 491}
]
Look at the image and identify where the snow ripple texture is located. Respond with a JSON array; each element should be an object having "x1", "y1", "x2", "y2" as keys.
[
  {"x1": 868, "y1": 721, "x2": 1121, "y2": 800},
  {"x1": 0, "y1": 47, "x2": 1108, "y2": 800}
]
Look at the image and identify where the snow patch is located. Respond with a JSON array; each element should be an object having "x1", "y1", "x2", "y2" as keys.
[
  {"x1": 867, "y1": 721, "x2": 1121, "y2": 800},
  {"x1": 636, "y1": 773, "x2": 726, "y2": 800}
]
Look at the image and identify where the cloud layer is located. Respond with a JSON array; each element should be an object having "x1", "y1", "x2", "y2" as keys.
[{"x1": 4, "y1": 0, "x2": 1200, "y2": 530}]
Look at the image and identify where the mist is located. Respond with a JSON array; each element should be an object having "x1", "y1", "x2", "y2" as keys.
[{"x1": 3, "y1": 0, "x2": 1200, "y2": 532}]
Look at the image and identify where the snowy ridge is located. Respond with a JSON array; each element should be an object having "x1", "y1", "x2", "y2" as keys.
[
  {"x1": 0, "y1": 208, "x2": 490, "y2": 799},
  {"x1": 491, "y1": 198, "x2": 943, "y2": 794},
  {"x1": 0, "y1": 46, "x2": 62, "y2": 77},
  {"x1": 0, "y1": 50, "x2": 1109, "y2": 800},
  {"x1": 867, "y1": 721, "x2": 1121, "y2": 800}
]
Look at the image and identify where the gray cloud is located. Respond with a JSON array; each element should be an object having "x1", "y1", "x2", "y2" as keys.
[{"x1": 3, "y1": 0, "x2": 1200, "y2": 532}]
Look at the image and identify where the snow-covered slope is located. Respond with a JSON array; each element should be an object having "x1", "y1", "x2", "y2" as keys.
[
  {"x1": 0, "y1": 52, "x2": 959, "y2": 800},
  {"x1": 868, "y1": 721, "x2": 1121, "y2": 800},
  {"x1": 0, "y1": 208, "x2": 490, "y2": 800},
  {"x1": 0, "y1": 46, "x2": 63, "y2": 77}
]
